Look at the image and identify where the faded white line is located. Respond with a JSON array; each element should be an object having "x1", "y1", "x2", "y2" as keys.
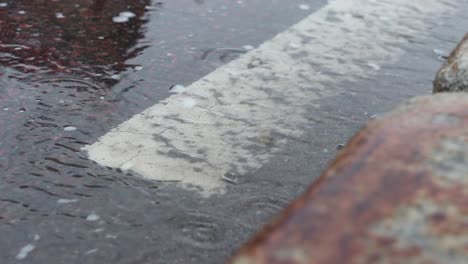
[{"x1": 84, "y1": 0, "x2": 456, "y2": 196}]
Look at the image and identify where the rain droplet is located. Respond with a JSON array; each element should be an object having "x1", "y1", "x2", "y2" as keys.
[
  {"x1": 233, "y1": 195, "x2": 289, "y2": 229},
  {"x1": 16, "y1": 244, "x2": 35, "y2": 260},
  {"x1": 134, "y1": 66, "x2": 143, "y2": 71},
  {"x1": 18, "y1": 10, "x2": 26, "y2": 14},
  {"x1": 86, "y1": 213, "x2": 100, "y2": 221},
  {"x1": 243, "y1": 45, "x2": 254, "y2": 50},
  {"x1": 172, "y1": 212, "x2": 226, "y2": 249},
  {"x1": 112, "y1": 16, "x2": 129, "y2": 23},
  {"x1": 433, "y1": 49, "x2": 448, "y2": 61},
  {"x1": 55, "y1": 13, "x2": 65, "y2": 19},
  {"x1": 0, "y1": 3, "x2": 7, "y2": 7},
  {"x1": 34, "y1": 234, "x2": 40, "y2": 241},
  {"x1": 119, "y1": 11, "x2": 136, "y2": 18},
  {"x1": 433, "y1": 49, "x2": 445, "y2": 56},
  {"x1": 367, "y1": 62, "x2": 381, "y2": 71},
  {"x1": 111, "y1": 74, "x2": 121, "y2": 80},
  {"x1": 120, "y1": 160, "x2": 134, "y2": 171},
  {"x1": 182, "y1": 98, "x2": 197, "y2": 109},
  {"x1": 288, "y1": 42, "x2": 301, "y2": 49},
  {"x1": 85, "y1": 249, "x2": 98, "y2": 255},
  {"x1": 169, "y1": 84, "x2": 187, "y2": 94},
  {"x1": 64, "y1": 126, "x2": 77, "y2": 132},
  {"x1": 299, "y1": 4, "x2": 310, "y2": 10},
  {"x1": 57, "y1": 198, "x2": 78, "y2": 204},
  {"x1": 145, "y1": 6, "x2": 158, "y2": 11}
]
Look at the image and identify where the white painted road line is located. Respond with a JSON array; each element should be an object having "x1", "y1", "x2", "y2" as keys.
[{"x1": 83, "y1": 0, "x2": 456, "y2": 196}]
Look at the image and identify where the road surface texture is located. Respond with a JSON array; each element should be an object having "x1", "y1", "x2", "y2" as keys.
[{"x1": 0, "y1": 0, "x2": 467, "y2": 263}]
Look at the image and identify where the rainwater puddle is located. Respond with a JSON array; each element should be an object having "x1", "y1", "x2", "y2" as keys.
[{"x1": 0, "y1": 0, "x2": 324, "y2": 262}]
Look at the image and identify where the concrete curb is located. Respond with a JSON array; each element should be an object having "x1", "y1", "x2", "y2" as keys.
[{"x1": 229, "y1": 35, "x2": 468, "y2": 264}]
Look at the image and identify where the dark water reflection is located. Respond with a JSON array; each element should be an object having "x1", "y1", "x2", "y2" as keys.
[{"x1": 0, "y1": 0, "x2": 150, "y2": 78}]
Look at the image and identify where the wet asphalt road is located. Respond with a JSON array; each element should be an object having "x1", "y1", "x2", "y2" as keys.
[{"x1": 1, "y1": 0, "x2": 468, "y2": 263}]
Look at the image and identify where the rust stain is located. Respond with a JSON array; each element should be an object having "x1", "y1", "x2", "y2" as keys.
[{"x1": 228, "y1": 94, "x2": 468, "y2": 264}]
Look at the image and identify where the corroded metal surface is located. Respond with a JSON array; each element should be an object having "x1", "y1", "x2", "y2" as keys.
[
  {"x1": 434, "y1": 33, "x2": 468, "y2": 92},
  {"x1": 229, "y1": 94, "x2": 468, "y2": 264}
]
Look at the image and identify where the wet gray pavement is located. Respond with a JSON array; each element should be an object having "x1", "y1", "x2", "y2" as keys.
[{"x1": 1, "y1": 0, "x2": 468, "y2": 263}]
